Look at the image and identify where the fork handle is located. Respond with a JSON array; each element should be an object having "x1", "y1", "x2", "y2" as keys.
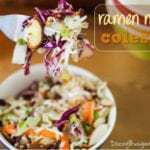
[
  {"x1": 0, "y1": 16, "x2": 3, "y2": 29},
  {"x1": 0, "y1": 15, "x2": 29, "y2": 42}
]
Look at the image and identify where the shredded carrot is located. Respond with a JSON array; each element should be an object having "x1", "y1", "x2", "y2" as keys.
[
  {"x1": 3, "y1": 123, "x2": 16, "y2": 135},
  {"x1": 81, "y1": 101, "x2": 95, "y2": 124},
  {"x1": 40, "y1": 91, "x2": 48, "y2": 98},
  {"x1": 24, "y1": 128, "x2": 36, "y2": 136},
  {"x1": 60, "y1": 134, "x2": 70, "y2": 150},
  {"x1": 38, "y1": 129, "x2": 58, "y2": 140}
]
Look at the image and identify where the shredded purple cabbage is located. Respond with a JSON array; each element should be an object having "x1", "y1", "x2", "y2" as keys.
[
  {"x1": 58, "y1": 0, "x2": 73, "y2": 12},
  {"x1": 23, "y1": 48, "x2": 32, "y2": 75},
  {"x1": 71, "y1": 125, "x2": 82, "y2": 137},
  {"x1": 35, "y1": 0, "x2": 74, "y2": 24},
  {"x1": 43, "y1": 42, "x2": 53, "y2": 49},
  {"x1": 44, "y1": 49, "x2": 65, "y2": 76},
  {"x1": 74, "y1": 127, "x2": 82, "y2": 136},
  {"x1": 20, "y1": 0, "x2": 94, "y2": 77},
  {"x1": 34, "y1": 7, "x2": 49, "y2": 24},
  {"x1": 42, "y1": 36, "x2": 66, "y2": 50},
  {"x1": 42, "y1": 36, "x2": 66, "y2": 76},
  {"x1": 22, "y1": 16, "x2": 33, "y2": 29},
  {"x1": 24, "y1": 1, "x2": 73, "y2": 76},
  {"x1": 55, "y1": 105, "x2": 80, "y2": 130},
  {"x1": 58, "y1": 0, "x2": 66, "y2": 10},
  {"x1": 77, "y1": 38, "x2": 94, "y2": 58},
  {"x1": 83, "y1": 39, "x2": 94, "y2": 49}
]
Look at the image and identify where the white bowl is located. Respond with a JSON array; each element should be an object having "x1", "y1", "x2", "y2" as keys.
[
  {"x1": 111, "y1": 0, "x2": 150, "y2": 32},
  {"x1": 0, "y1": 64, "x2": 117, "y2": 150},
  {"x1": 106, "y1": 0, "x2": 150, "y2": 40},
  {"x1": 117, "y1": 0, "x2": 150, "y2": 16}
]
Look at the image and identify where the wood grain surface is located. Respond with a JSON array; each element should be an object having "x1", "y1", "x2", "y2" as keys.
[{"x1": 1, "y1": 6, "x2": 150, "y2": 150}]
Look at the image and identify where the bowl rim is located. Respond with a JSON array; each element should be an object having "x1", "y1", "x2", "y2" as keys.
[
  {"x1": 116, "y1": 0, "x2": 150, "y2": 16},
  {"x1": 0, "y1": 64, "x2": 117, "y2": 150},
  {"x1": 106, "y1": 0, "x2": 150, "y2": 40},
  {"x1": 106, "y1": 0, "x2": 150, "y2": 34}
]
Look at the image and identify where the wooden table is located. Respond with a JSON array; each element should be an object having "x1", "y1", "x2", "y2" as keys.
[{"x1": 1, "y1": 7, "x2": 150, "y2": 149}]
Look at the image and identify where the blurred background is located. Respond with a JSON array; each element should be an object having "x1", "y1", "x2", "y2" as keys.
[
  {"x1": 0, "y1": 0, "x2": 150, "y2": 149},
  {"x1": 0, "y1": 0, "x2": 104, "y2": 12}
]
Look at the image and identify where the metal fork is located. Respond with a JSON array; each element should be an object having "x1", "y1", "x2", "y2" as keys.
[{"x1": 0, "y1": 14, "x2": 29, "y2": 42}]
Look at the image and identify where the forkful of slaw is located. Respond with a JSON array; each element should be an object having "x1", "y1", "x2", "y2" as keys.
[{"x1": 0, "y1": 0, "x2": 94, "y2": 78}]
